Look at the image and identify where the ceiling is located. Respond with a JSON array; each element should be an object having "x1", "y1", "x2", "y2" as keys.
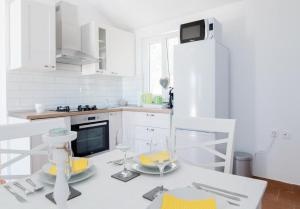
[{"x1": 85, "y1": 0, "x2": 241, "y2": 30}]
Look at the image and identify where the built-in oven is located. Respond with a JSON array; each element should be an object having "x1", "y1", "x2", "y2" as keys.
[{"x1": 71, "y1": 113, "x2": 109, "y2": 157}]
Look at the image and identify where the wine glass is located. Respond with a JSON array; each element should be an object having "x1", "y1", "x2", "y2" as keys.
[
  {"x1": 115, "y1": 130, "x2": 131, "y2": 177},
  {"x1": 153, "y1": 136, "x2": 175, "y2": 197}
]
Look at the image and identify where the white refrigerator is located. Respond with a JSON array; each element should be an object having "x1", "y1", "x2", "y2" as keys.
[{"x1": 173, "y1": 39, "x2": 229, "y2": 167}]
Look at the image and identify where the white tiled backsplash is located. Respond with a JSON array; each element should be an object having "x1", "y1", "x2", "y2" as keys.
[
  {"x1": 7, "y1": 67, "x2": 124, "y2": 111},
  {"x1": 122, "y1": 76, "x2": 143, "y2": 105}
]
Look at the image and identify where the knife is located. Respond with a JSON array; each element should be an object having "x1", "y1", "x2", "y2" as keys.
[{"x1": 192, "y1": 182, "x2": 248, "y2": 198}]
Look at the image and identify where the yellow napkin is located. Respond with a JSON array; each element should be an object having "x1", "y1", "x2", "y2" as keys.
[
  {"x1": 49, "y1": 158, "x2": 89, "y2": 175},
  {"x1": 139, "y1": 151, "x2": 170, "y2": 166},
  {"x1": 161, "y1": 193, "x2": 217, "y2": 209}
]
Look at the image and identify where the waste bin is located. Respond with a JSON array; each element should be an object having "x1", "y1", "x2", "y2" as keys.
[{"x1": 233, "y1": 152, "x2": 253, "y2": 177}]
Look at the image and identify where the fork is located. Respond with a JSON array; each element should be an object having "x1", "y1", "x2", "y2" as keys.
[
  {"x1": 13, "y1": 182, "x2": 33, "y2": 195},
  {"x1": 3, "y1": 185, "x2": 27, "y2": 202}
]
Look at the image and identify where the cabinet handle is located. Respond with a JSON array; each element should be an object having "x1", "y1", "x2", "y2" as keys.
[
  {"x1": 51, "y1": 66, "x2": 56, "y2": 68},
  {"x1": 44, "y1": 65, "x2": 49, "y2": 68}
]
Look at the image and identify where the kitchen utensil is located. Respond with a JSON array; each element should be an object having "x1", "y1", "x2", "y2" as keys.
[
  {"x1": 147, "y1": 187, "x2": 230, "y2": 209},
  {"x1": 192, "y1": 182, "x2": 248, "y2": 198},
  {"x1": 25, "y1": 178, "x2": 44, "y2": 191},
  {"x1": 12, "y1": 182, "x2": 33, "y2": 195},
  {"x1": 3, "y1": 185, "x2": 27, "y2": 202},
  {"x1": 192, "y1": 183, "x2": 241, "y2": 202},
  {"x1": 107, "y1": 156, "x2": 134, "y2": 165}
]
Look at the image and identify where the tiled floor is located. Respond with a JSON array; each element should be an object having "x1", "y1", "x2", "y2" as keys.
[{"x1": 256, "y1": 177, "x2": 300, "y2": 209}]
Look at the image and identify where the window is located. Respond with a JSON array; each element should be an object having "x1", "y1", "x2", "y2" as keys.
[{"x1": 144, "y1": 33, "x2": 179, "y2": 96}]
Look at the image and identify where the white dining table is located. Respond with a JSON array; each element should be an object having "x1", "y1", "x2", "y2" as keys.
[{"x1": 0, "y1": 150, "x2": 267, "y2": 209}]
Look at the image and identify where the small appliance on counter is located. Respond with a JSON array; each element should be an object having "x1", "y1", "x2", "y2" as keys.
[
  {"x1": 180, "y1": 18, "x2": 221, "y2": 44},
  {"x1": 167, "y1": 87, "x2": 174, "y2": 109}
]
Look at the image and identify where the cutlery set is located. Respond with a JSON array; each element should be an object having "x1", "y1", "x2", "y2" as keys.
[
  {"x1": 192, "y1": 182, "x2": 248, "y2": 207},
  {"x1": 2, "y1": 178, "x2": 43, "y2": 203}
]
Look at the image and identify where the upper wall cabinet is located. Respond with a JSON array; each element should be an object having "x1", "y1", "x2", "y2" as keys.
[
  {"x1": 107, "y1": 27, "x2": 135, "y2": 77},
  {"x1": 81, "y1": 22, "x2": 108, "y2": 75},
  {"x1": 81, "y1": 23, "x2": 135, "y2": 77},
  {"x1": 8, "y1": 0, "x2": 56, "y2": 71}
]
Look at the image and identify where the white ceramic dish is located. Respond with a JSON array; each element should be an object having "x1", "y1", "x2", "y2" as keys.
[
  {"x1": 134, "y1": 154, "x2": 176, "y2": 169},
  {"x1": 42, "y1": 157, "x2": 91, "y2": 177},
  {"x1": 147, "y1": 187, "x2": 230, "y2": 209},
  {"x1": 39, "y1": 165, "x2": 97, "y2": 185},
  {"x1": 131, "y1": 162, "x2": 178, "y2": 175}
]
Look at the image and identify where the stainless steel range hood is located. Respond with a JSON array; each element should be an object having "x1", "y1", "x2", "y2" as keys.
[{"x1": 56, "y1": 1, "x2": 98, "y2": 65}]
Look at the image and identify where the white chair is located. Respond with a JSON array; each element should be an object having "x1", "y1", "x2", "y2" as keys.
[
  {"x1": 171, "y1": 116, "x2": 236, "y2": 173},
  {"x1": 0, "y1": 118, "x2": 68, "y2": 180}
]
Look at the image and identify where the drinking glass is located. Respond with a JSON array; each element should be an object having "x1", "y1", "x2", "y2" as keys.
[
  {"x1": 154, "y1": 136, "x2": 175, "y2": 197},
  {"x1": 115, "y1": 130, "x2": 131, "y2": 177}
]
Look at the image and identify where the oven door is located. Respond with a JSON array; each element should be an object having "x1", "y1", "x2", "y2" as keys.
[
  {"x1": 71, "y1": 120, "x2": 109, "y2": 157},
  {"x1": 180, "y1": 19, "x2": 207, "y2": 43}
]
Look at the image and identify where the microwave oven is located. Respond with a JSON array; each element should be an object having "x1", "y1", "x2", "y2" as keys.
[{"x1": 180, "y1": 18, "x2": 220, "y2": 43}]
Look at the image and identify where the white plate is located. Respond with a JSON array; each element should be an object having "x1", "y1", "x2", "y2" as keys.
[
  {"x1": 134, "y1": 154, "x2": 176, "y2": 169},
  {"x1": 39, "y1": 165, "x2": 97, "y2": 185},
  {"x1": 147, "y1": 187, "x2": 231, "y2": 209},
  {"x1": 131, "y1": 162, "x2": 178, "y2": 175},
  {"x1": 42, "y1": 157, "x2": 91, "y2": 177}
]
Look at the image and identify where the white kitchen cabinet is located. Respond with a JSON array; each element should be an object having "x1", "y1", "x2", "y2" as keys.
[
  {"x1": 122, "y1": 111, "x2": 171, "y2": 153},
  {"x1": 8, "y1": 0, "x2": 56, "y2": 71},
  {"x1": 109, "y1": 111, "x2": 122, "y2": 150},
  {"x1": 134, "y1": 126, "x2": 169, "y2": 154},
  {"x1": 135, "y1": 112, "x2": 170, "y2": 129},
  {"x1": 107, "y1": 27, "x2": 135, "y2": 77},
  {"x1": 81, "y1": 24, "x2": 135, "y2": 77},
  {"x1": 81, "y1": 22, "x2": 108, "y2": 75}
]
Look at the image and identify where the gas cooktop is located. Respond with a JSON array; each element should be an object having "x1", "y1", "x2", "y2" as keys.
[{"x1": 55, "y1": 105, "x2": 98, "y2": 112}]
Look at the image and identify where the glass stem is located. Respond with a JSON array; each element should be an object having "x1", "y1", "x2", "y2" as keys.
[
  {"x1": 159, "y1": 165, "x2": 164, "y2": 191},
  {"x1": 123, "y1": 151, "x2": 127, "y2": 172}
]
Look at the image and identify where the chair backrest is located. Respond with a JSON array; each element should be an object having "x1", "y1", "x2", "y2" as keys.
[
  {"x1": 0, "y1": 118, "x2": 68, "y2": 179},
  {"x1": 171, "y1": 116, "x2": 236, "y2": 173}
]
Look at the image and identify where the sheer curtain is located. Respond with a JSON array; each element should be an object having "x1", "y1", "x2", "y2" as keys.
[
  {"x1": 0, "y1": 0, "x2": 8, "y2": 177},
  {"x1": 0, "y1": 0, "x2": 7, "y2": 124}
]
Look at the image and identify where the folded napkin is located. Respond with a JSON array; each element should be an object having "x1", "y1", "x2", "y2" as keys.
[
  {"x1": 139, "y1": 151, "x2": 170, "y2": 166},
  {"x1": 49, "y1": 158, "x2": 89, "y2": 175},
  {"x1": 161, "y1": 193, "x2": 217, "y2": 209}
]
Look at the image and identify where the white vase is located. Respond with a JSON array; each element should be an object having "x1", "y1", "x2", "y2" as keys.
[{"x1": 53, "y1": 149, "x2": 70, "y2": 209}]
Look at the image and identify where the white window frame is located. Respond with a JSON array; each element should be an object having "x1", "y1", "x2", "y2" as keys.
[{"x1": 142, "y1": 31, "x2": 179, "y2": 96}]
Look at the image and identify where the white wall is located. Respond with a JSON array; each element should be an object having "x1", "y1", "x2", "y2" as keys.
[
  {"x1": 249, "y1": 0, "x2": 300, "y2": 185},
  {"x1": 6, "y1": 0, "x2": 124, "y2": 111}
]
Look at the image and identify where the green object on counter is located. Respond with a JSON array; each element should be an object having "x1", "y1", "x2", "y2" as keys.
[
  {"x1": 141, "y1": 93, "x2": 153, "y2": 104},
  {"x1": 153, "y1": 95, "x2": 163, "y2": 104}
]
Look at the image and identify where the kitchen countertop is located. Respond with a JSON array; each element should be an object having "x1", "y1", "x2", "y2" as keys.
[{"x1": 9, "y1": 106, "x2": 172, "y2": 120}]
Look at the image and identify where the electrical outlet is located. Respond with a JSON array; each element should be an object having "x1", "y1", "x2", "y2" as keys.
[{"x1": 281, "y1": 130, "x2": 291, "y2": 140}]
